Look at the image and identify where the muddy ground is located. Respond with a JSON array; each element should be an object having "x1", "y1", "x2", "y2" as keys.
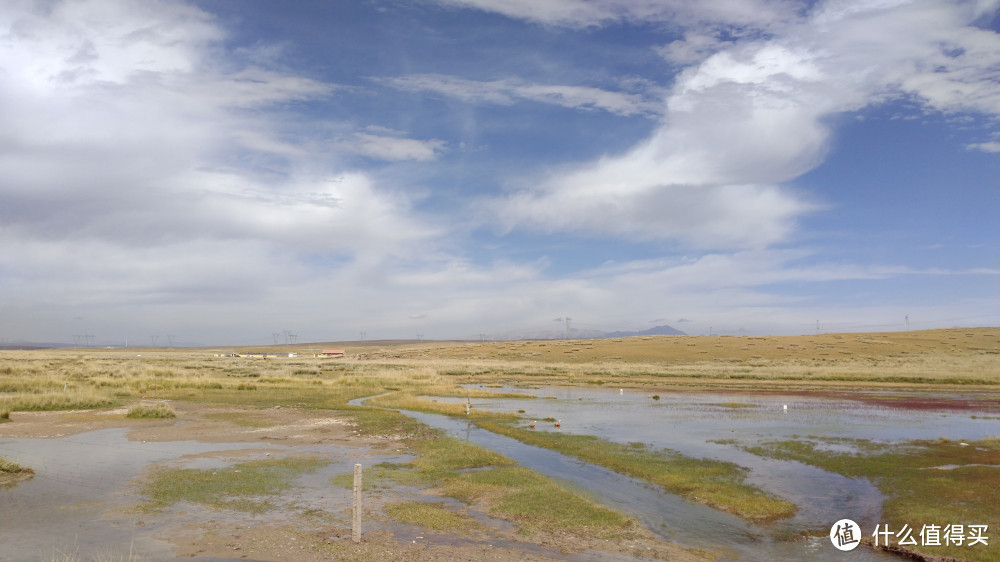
[{"x1": 0, "y1": 402, "x2": 704, "y2": 561}]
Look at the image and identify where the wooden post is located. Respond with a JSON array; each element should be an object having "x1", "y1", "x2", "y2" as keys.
[{"x1": 352, "y1": 463, "x2": 362, "y2": 542}]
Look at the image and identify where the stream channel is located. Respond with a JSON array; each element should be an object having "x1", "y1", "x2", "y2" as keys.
[{"x1": 354, "y1": 386, "x2": 1000, "y2": 561}]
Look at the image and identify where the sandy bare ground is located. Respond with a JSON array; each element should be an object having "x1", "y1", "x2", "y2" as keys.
[{"x1": 0, "y1": 403, "x2": 706, "y2": 561}]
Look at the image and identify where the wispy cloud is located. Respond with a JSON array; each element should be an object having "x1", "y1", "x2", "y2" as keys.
[
  {"x1": 338, "y1": 132, "x2": 447, "y2": 161},
  {"x1": 967, "y1": 141, "x2": 1000, "y2": 152},
  {"x1": 430, "y1": 0, "x2": 802, "y2": 30},
  {"x1": 379, "y1": 73, "x2": 664, "y2": 117}
]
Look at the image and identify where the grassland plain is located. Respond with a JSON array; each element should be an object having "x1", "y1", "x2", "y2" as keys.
[{"x1": 0, "y1": 328, "x2": 998, "y2": 559}]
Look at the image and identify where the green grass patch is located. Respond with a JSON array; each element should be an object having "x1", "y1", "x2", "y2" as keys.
[
  {"x1": 477, "y1": 420, "x2": 796, "y2": 523},
  {"x1": 126, "y1": 403, "x2": 176, "y2": 419},
  {"x1": 410, "y1": 433, "x2": 517, "y2": 473},
  {"x1": 383, "y1": 501, "x2": 483, "y2": 532},
  {"x1": 716, "y1": 402, "x2": 754, "y2": 409},
  {"x1": 141, "y1": 456, "x2": 329, "y2": 514},
  {"x1": 363, "y1": 434, "x2": 640, "y2": 540},
  {"x1": 445, "y1": 466, "x2": 638, "y2": 538},
  {"x1": 743, "y1": 437, "x2": 1000, "y2": 561},
  {"x1": 0, "y1": 457, "x2": 31, "y2": 474},
  {"x1": 0, "y1": 457, "x2": 34, "y2": 489}
]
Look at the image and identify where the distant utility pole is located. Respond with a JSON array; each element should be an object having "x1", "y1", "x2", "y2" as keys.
[
  {"x1": 479, "y1": 333, "x2": 486, "y2": 343},
  {"x1": 905, "y1": 315, "x2": 910, "y2": 330},
  {"x1": 564, "y1": 317, "x2": 572, "y2": 339},
  {"x1": 272, "y1": 333, "x2": 281, "y2": 345},
  {"x1": 150, "y1": 335, "x2": 159, "y2": 347},
  {"x1": 289, "y1": 333, "x2": 298, "y2": 345},
  {"x1": 167, "y1": 334, "x2": 176, "y2": 347},
  {"x1": 360, "y1": 331, "x2": 366, "y2": 345},
  {"x1": 816, "y1": 320, "x2": 820, "y2": 335},
  {"x1": 84, "y1": 334, "x2": 94, "y2": 347},
  {"x1": 417, "y1": 333, "x2": 423, "y2": 343}
]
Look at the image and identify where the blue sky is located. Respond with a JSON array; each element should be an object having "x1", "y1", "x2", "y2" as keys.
[{"x1": 1, "y1": 0, "x2": 998, "y2": 345}]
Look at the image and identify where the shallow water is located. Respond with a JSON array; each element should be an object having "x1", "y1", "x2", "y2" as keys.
[
  {"x1": 0, "y1": 428, "x2": 386, "y2": 560},
  {"x1": 406, "y1": 386, "x2": 1000, "y2": 559},
  {"x1": 399, "y1": 409, "x2": 894, "y2": 561},
  {"x1": 454, "y1": 387, "x2": 1000, "y2": 526}
]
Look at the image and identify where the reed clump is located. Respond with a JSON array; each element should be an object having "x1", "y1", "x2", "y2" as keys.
[
  {"x1": 0, "y1": 457, "x2": 34, "y2": 489},
  {"x1": 126, "y1": 403, "x2": 176, "y2": 419}
]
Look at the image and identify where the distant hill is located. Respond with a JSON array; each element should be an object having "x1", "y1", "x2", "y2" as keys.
[
  {"x1": 602, "y1": 325, "x2": 686, "y2": 338},
  {"x1": 490, "y1": 324, "x2": 686, "y2": 341}
]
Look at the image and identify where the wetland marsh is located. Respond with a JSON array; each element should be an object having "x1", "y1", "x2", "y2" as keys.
[{"x1": 0, "y1": 328, "x2": 998, "y2": 560}]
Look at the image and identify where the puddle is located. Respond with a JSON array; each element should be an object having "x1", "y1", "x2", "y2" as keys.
[{"x1": 0, "y1": 427, "x2": 389, "y2": 559}]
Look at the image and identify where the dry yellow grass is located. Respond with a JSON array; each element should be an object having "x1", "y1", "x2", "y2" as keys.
[{"x1": 0, "y1": 328, "x2": 997, "y2": 415}]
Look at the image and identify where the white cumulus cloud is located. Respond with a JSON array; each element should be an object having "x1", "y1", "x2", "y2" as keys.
[{"x1": 492, "y1": 0, "x2": 1000, "y2": 249}]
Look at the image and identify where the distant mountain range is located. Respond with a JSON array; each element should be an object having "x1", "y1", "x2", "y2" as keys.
[
  {"x1": 490, "y1": 324, "x2": 686, "y2": 341},
  {"x1": 602, "y1": 324, "x2": 686, "y2": 338}
]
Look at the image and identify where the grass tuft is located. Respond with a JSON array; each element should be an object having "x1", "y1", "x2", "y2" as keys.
[
  {"x1": 126, "y1": 403, "x2": 176, "y2": 419},
  {"x1": 0, "y1": 457, "x2": 34, "y2": 490},
  {"x1": 383, "y1": 501, "x2": 483, "y2": 532}
]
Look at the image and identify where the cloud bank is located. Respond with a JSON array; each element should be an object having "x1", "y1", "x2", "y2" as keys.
[
  {"x1": 489, "y1": 0, "x2": 1000, "y2": 249},
  {"x1": 1, "y1": 0, "x2": 997, "y2": 343}
]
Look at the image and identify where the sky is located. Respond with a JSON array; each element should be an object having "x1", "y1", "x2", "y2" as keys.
[{"x1": 1, "y1": 0, "x2": 998, "y2": 346}]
